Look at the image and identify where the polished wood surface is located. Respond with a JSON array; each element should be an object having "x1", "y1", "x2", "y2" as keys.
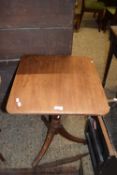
[{"x1": 7, "y1": 55, "x2": 109, "y2": 115}]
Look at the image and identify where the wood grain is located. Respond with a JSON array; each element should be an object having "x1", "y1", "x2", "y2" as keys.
[{"x1": 7, "y1": 56, "x2": 109, "y2": 116}]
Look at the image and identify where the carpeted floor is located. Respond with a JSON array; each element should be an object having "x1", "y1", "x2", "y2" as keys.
[
  {"x1": 73, "y1": 13, "x2": 117, "y2": 98},
  {"x1": 0, "y1": 13, "x2": 117, "y2": 175}
]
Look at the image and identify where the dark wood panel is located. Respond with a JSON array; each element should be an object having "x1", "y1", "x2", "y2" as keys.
[
  {"x1": 0, "y1": 28, "x2": 73, "y2": 59},
  {"x1": 0, "y1": 0, "x2": 75, "y2": 28}
]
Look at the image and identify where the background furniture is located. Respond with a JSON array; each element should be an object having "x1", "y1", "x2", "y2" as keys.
[
  {"x1": 102, "y1": 7, "x2": 117, "y2": 31},
  {"x1": 85, "y1": 102, "x2": 117, "y2": 175},
  {"x1": 74, "y1": 0, "x2": 105, "y2": 31},
  {"x1": 6, "y1": 55, "x2": 109, "y2": 167},
  {"x1": 100, "y1": 0, "x2": 117, "y2": 7},
  {"x1": 0, "y1": 0, "x2": 75, "y2": 59},
  {"x1": 102, "y1": 26, "x2": 117, "y2": 87},
  {"x1": 100, "y1": 0, "x2": 117, "y2": 31}
]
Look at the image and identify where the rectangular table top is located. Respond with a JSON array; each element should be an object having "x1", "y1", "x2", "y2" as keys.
[{"x1": 6, "y1": 56, "x2": 109, "y2": 116}]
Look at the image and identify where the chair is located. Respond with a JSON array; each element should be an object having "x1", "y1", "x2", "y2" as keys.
[
  {"x1": 74, "y1": 0, "x2": 105, "y2": 31},
  {"x1": 101, "y1": 7, "x2": 117, "y2": 31},
  {"x1": 102, "y1": 26, "x2": 117, "y2": 87}
]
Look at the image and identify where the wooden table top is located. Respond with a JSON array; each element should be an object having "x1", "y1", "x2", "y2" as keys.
[{"x1": 6, "y1": 56, "x2": 109, "y2": 116}]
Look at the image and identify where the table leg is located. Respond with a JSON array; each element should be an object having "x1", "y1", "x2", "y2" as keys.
[
  {"x1": 32, "y1": 115, "x2": 86, "y2": 167},
  {"x1": 59, "y1": 126, "x2": 86, "y2": 143},
  {"x1": 32, "y1": 127, "x2": 55, "y2": 167}
]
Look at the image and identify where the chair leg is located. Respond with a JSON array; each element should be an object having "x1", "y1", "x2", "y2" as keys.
[
  {"x1": 78, "y1": 12, "x2": 84, "y2": 30},
  {"x1": 97, "y1": 10, "x2": 104, "y2": 32},
  {"x1": 101, "y1": 11, "x2": 113, "y2": 32},
  {"x1": 102, "y1": 43, "x2": 113, "y2": 87},
  {"x1": 74, "y1": 11, "x2": 84, "y2": 31}
]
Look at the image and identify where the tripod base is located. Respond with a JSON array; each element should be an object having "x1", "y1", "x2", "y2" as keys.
[{"x1": 32, "y1": 115, "x2": 86, "y2": 167}]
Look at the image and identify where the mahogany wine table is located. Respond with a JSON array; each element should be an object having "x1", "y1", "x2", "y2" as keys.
[{"x1": 6, "y1": 56, "x2": 109, "y2": 167}]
